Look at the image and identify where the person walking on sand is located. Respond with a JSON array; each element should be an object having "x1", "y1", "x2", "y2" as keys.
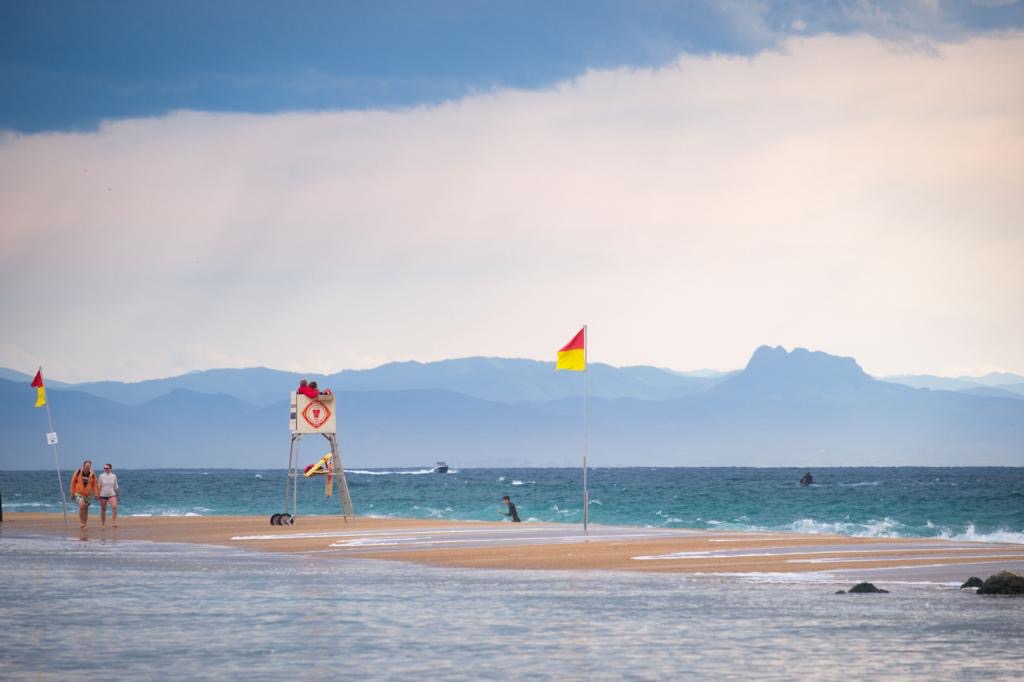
[
  {"x1": 501, "y1": 495, "x2": 521, "y2": 522},
  {"x1": 69, "y1": 460, "x2": 99, "y2": 529},
  {"x1": 98, "y1": 463, "x2": 120, "y2": 528}
]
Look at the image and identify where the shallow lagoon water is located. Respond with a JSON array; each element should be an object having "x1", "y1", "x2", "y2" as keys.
[{"x1": 2, "y1": 535, "x2": 1023, "y2": 680}]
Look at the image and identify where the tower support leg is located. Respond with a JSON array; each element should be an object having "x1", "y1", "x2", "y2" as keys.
[{"x1": 325, "y1": 433, "x2": 354, "y2": 518}]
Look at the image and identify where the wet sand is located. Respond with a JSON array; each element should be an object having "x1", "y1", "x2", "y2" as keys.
[{"x1": 5, "y1": 512, "x2": 1023, "y2": 581}]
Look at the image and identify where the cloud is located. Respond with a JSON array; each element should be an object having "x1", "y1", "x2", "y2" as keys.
[{"x1": 1, "y1": 32, "x2": 1022, "y2": 381}]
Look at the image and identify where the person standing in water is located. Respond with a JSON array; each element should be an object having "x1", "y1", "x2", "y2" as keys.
[
  {"x1": 98, "y1": 463, "x2": 120, "y2": 528},
  {"x1": 501, "y1": 495, "x2": 521, "y2": 522},
  {"x1": 69, "y1": 460, "x2": 99, "y2": 529}
]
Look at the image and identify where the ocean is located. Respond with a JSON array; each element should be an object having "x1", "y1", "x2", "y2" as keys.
[
  {"x1": 2, "y1": 467, "x2": 1023, "y2": 679},
  {"x1": 3, "y1": 466, "x2": 1023, "y2": 542}
]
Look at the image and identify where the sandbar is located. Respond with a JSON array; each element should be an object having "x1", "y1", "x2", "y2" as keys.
[{"x1": 4, "y1": 512, "x2": 1023, "y2": 582}]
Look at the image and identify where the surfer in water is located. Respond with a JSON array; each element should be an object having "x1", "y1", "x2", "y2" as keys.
[{"x1": 501, "y1": 495, "x2": 521, "y2": 522}]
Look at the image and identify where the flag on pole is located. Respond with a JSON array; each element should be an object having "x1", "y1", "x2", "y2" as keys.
[
  {"x1": 31, "y1": 369, "x2": 46, "y2": 407},
  {"x1": 556, "y1": 328, "x2": 586, "y2": 371}
]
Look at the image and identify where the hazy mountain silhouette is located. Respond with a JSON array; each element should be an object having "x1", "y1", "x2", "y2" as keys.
[
  {"x1": 883, "y1": 371, "x2": 1024, "y2": 395},
  {"x1": 70, "y1": 367, "x2": 311, "y2": 406},
  {"x1": 958, "y1": 386, "x2": 1024, "y2": 401},
  {"x1": 6, "y1": 358, "x2": 717, "y2": 406},
  {"x1": 328, "y1": 358, "x2": 714, "y2": 403},
  {"x1": 2, "y1": 347, "x2": 1022, "y2": 470}
]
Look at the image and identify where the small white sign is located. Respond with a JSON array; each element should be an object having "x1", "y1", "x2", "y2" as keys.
[{"x1": 46, "y1": 431, "x2": 58, "y2": 445}]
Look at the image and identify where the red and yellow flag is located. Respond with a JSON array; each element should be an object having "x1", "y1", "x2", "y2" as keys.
[
  {"x1": 31, "y1": 369, "x2": 46, "y2": 408},
  {"x1": 556, "y1": 328, "x2": 586, "y2": 371}
]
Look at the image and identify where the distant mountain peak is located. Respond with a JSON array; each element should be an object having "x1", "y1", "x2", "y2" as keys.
[
  {"x1": 747, "y1": 344, "x2": 863, "y2": 369},
  {"x1": 726, "y1": 345, "x2": 872, "y2": 394}
]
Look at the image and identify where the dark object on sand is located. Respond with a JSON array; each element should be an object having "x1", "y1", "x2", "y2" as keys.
[
  {"x1": 799, "y1": 472, "x2": 814, "y2": 486},
  {"x1": 976, "y1": 571, "x2": 1024, "y2": 595},
  {"x1": 960, "y1": 576, "x2": 984, "y2": 589},
  {"x1": 838, "y1": 582, "x2": 889, "y2": 594}
]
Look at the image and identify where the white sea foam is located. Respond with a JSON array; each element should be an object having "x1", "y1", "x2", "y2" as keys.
[
  {"x1": 348, "y1": 469, "x2": 434, "y2": 475},
  {"x1": 785, "y1": 517, "x2": 904, "y2": 538},
  {"x1": 718, "y1": 517, "x2": 1024, "y2": 545},
  {"x1": 412, "y1": 504, "x2": 454, "y2": 518},
  {"x1": 654, "y1": 510, "x2": 683, "y2": 525},
  {"x1": 700, "y1": 571, "x2": 839, "y2": 585},
  {"x1": 128, "y1": 510, "x2": 206, "y2": 517},
  {"x1": 938, "y1": 523, "x2": 1024, "y2": 545}
]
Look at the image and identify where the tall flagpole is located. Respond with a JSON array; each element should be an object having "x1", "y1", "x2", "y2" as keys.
[
  {"x1": 38, "y1": 367, "x2": 69, "y2": 529},
  {"x1": 582, "y1": 325, "x2": 589, "y2": 534}
]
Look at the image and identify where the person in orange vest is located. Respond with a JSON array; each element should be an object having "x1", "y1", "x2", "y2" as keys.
[{"x1": 69, "y1": 460, "x2": 100, "y2": 529}]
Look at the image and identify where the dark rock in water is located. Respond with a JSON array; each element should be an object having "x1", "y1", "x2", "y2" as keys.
[
  {"x1": 834, "y1": 590, "x2": 846, "y2": 594},
  {"x1": 977, "y1": 571, "x2": 1024, "y2": 595},
  {"x1": 847, "y1": 582, "x2": 889, "y2": 594},
  {"x1": 960, "y1": 576, "x2": 984, "y2": 589}
]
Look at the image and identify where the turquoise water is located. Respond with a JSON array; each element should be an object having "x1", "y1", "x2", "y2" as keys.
[{"x1": 3, "y1": 467, "x2": 1022, "y2": 542}]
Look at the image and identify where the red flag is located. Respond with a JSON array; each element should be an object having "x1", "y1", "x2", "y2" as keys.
[
  {"x1": 31, "y1": 369, "x2": 46, "y2": 407},
  {"x1": 556, "y1": 328, "x2": 586, "y2": 371}
]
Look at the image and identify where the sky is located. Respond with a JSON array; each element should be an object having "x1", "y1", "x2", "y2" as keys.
[{"x1": 2, "y1": 1, "x2": 1023, "y2": 383}]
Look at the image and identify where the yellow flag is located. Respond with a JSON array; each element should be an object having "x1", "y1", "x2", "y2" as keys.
[
  {"x1": 556, "y1": 328, "x2": 586, "y2": 371},
  {"x1": 31, "y1": 369, "x2": 46, "y2": 407}
]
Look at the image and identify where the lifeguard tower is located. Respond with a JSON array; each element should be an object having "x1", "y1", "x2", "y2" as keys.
[{"x1": 275, "y1": 391, "x2": 354, "y2": 525}]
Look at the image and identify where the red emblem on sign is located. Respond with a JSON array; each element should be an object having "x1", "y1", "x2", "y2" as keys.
[{"x1": 302, "y1": 400, "x2": 332, "y2": 429}]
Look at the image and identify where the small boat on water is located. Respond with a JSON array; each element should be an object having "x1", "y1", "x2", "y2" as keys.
[{"x1": 432, "y1": 461, "x2": 449, "y2": 474}]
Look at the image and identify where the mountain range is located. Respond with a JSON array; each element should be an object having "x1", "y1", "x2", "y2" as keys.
[{"x1": 2, "y1": 347, "x2": 1022, "y2": 469}]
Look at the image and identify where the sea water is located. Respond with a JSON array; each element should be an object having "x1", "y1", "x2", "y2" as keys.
[
  {"x1": 3, "y1": 467, "x2": 1024, "y2": 679},
  {"x1": 2, "y1": 467, "x2": 1022, "y2": 542},
  {"x1": 1, "y1": 535, "x2": 1022, "y2": 679}
]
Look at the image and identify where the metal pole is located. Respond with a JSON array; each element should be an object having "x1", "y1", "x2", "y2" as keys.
[
  {"x1": 582, "y1": 325, "x2": 589, "y2": 534},
  {"x1": 291, "y1": 436, "x2": 300, "y2": 519},
  {"x1": 40, "y1": 368, "x2": 68, "y2": 530},
  {"x1": 285, "y1": 434, "x2": 299, "y2": 515}
]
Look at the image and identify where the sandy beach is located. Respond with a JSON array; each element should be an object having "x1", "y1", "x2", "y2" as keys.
[{"x1": 6, "y1": 511, "x2": 1023, "y2": 581}]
